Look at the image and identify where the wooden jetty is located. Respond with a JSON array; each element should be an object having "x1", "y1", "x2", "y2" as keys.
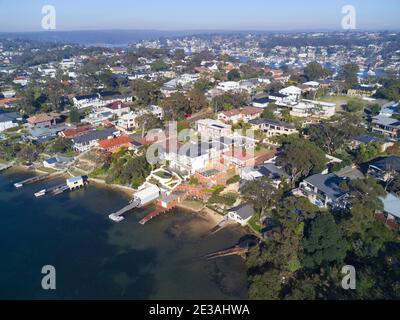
[
  {"x1": 14, "y1": 171, "x2": 65, "y2": 188},
  {"x1": 204, "y1": 237, "x2": 259, "y2": 260},
  {"x1": 139, "y1": 206, "x2": 171, "y2": 225},
  {"x1": 109, "y1": 199, "x2": 141, "y2": 222}
]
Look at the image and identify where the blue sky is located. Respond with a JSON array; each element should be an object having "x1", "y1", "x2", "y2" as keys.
[{"x1": 0, "y1": 0, "x2": 399, "y2": 32}]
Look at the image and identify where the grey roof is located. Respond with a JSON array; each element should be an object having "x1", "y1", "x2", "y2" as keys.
[
  {"x1": 355, "y1": 134, "x2": 385, "y2": 144},
  {"x1": 228, "y1": 204, "x2": 255, "y2": 220},
  {"x1": 258, "y1": 163, "x2": 289, "y2": 180},
  {"x1": 72, "y1": 128, "x2": 115, "y2": 144},
  {"x1": 249, "y1": 118, "x2": 295, "y2": 129},
  {"x1": 0, "y1": 112, "x2": 21, "y2": 123},
  {"x1": 373, "y1": 115, "x2": 400, "y2": 128},
  {"x1": 369, "y1": 156, "x2": 400, "y2": 171},
  {"x1": 252, "y1": 97, "x2": 275, "y2": 104},
  {"x1": 304, "y1": 173, "x2": 347, "y2": 201},
  {"x1": 380, "y1": 193, "x2": 400, "y2": 219},
  {"x1": 75, "y1": 94, "x2": 98, "y2": 101}
]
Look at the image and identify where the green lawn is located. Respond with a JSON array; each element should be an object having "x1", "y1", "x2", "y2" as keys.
[{"x1": 247, "y1": 215, "x2": 262, "y2": 234}]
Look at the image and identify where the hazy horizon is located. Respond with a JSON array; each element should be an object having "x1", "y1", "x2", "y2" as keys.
[{"x1": 0, "y1": 0, "x2": 399, "y2": 33}]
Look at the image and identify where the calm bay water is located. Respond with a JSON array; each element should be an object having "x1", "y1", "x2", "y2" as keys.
[{"x1": 0, "y1": 169, "x2": 248, "y2": 300}]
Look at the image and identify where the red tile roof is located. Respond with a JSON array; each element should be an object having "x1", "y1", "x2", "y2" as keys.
[
  {"x1": 61, "y1": 126, "x2": 93, "y2": 138},
  {"x1": 98, "y1": 135, "x2": 132, "y2": 149}
]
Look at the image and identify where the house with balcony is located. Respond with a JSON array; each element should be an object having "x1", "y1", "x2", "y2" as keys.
[
  {"x1": 372, "y1": 115, "x2": 400, "y2": 141},
  {"x1": 290, "y1": 99, "x2": 336, "y2": 118},
  {"x1": 196, "y1": 119, "x2": 232, "y2": 140},
  {"x1": 299, "y1": 173, "x2": 349, "y2": 208},
  {"x1": 72, "y1": 128, "x2": 117, "y2": 153},
  {"x1": 249, "y1": 118, "x2": 297, "y2": 138}
]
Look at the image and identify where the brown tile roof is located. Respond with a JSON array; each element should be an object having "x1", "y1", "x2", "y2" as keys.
[{"x1": 27, "y1": 113, "x2": 59, "y2": 124}]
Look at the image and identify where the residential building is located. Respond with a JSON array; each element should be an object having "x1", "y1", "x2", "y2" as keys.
[
  {"x1": 291, "y1": 99, "x2": 336, "y2": 118},
  {"x1": 166, "y1": 141, "x2": 228, "y2": 175},
  {"x1": 252, "y1": 97, "x2": 275, "y2": 109},
  {"x1": 73, "y1": 94, "x2": 101, "y2": 109},
  {"x1": 367, "y1": 156, "x2": 400, "y2": 182},
  {"x1": 72, "y1": 128, "x2": 117, "y2": 153},
  {"x1": 241, "y1": 163, "x2": 289, "y2": 188},
  {"x1": 0, "y1": 112, "x2": 22, "y2": 132},
  {"x1": 118, "y1": 111, "x2": 140, "y2": 130},
  {"x1": 279, "y1": 86, "x2": 302, "y2": 102},
  {"x1": 103, "y1": 101, "x2": 130, "y2": 117},
  {"x1": 299, "y1": 173, "x2": 349, "y2": 208},
  {"x1": 27, "y1": 113, "x2": 59, "y2": 128},
  {"x1": 227, "y1": 204, "x2": 255, "y2": 226},
  {"x1": 372, "y1": 115, "x2": 400, "y2": 140},
  {"x1": 377, "y1": 193, "x2": 400, "y2": 231},
  {"x1": 98, "y1": 135, "x2": 133, "y2": 153},
  {"x1": 249, "y1": 118, "x2": 297, "y2": 138},
  {"x1": 217, "y1": 107, "x2": 261, "y2": 124},
  {"x1": 43, "y1": 156, "x2": 74, "y2": 170},
  {"x1": 59, "y1": 126, "x2": 93, "y2": 139},
  {"x1": 196, "y1": 119, "x2": 232, "y2": 140},
  {"x1": 347, "y1": 85, "x2": 377, "y2": 97}
]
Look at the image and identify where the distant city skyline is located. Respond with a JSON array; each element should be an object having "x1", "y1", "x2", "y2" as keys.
[{"x1": 0, "y1": 0, "x2": 399, "y2": 32}]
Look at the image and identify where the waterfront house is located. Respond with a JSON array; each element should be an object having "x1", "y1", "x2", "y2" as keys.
[
  {"x1": 241, "y1": 163, "x2": 289, "y2": 188},
  {"x1": 43, "y1": 156, "x2": 74, "y2": 170},
  {"x1": 98, "y1": 135, "x2": 132, "y2": 153},
  {"x1": 66, "y1": 176, "x2": 85, "y2": 190},
  {"x1": 72, "y1": 128, "x2": 117, "y2": 153},
  {"x1": 227, "y1": 204, "x2": 255, "y2": 226},
  {"x1": 299, "y1": 173, "x2": 349, "y2": 208}
]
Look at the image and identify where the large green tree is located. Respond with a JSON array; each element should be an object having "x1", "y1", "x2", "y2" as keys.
[{"x1": 301, "y1": 213, "x2": 347, "y2": 269}]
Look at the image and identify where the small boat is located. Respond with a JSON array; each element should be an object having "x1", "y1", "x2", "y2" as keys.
[
  {"x1": 34, "y1": 189, "x2": 47, "y2": 198},
  {"x1": 14, "y1": 182, "x2": 23, "y2": 188},
  {"x1": 108, "y1": 214, "x2": 125, "y2": 223}
]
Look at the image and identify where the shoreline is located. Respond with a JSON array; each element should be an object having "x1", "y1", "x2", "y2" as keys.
[{"x1": 3, "y1": 164, "x2": 225, "y2": 227}]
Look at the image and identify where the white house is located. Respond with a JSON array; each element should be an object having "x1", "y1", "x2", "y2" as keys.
[
  {"x1": 118, "y1": 111, "x2": 140, "y2": 130},
  {"x1": 0, "y1": 112, "x2": 21, "y2": 132},
  {"x1": 291, "y1": 99, "x2": 336, "y2": 118},
  {"x1": 227, "y1": 204, "x2": 255, "y2": 226},
  {"x1": 279, "y1": 86, "x2": 302, "y2": 102},
  {"x1": 166, "y1": 141, "x2": 228, "y2": 175},
  {"x1": 196, "y1": 119, "x2": 232, "y2": 140},
  {"x1": 217, "y1": 81, "x2": 241, "y2": 92},
  {"x1": 73, "y1": 94, "x2": 101, "y2": 109}
]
